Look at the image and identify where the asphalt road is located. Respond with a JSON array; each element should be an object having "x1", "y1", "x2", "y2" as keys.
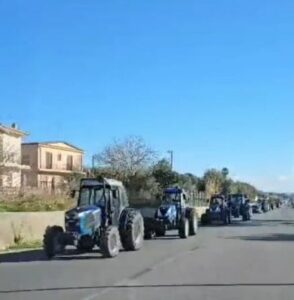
[{"x1": 1, "y1": 206, "x2": 294, "y2": 300}]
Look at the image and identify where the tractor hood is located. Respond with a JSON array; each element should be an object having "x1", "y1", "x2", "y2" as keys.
[
  {"x1": 210, "y1": 204, "x2": 221, "y2": 213},
  {"x1": 65, "y1": 206, "x2": 102, "y2": 235},
  {"x1": 66, "y1": 205, "x2": 101, "y2": 216},
  {"x1": 156, "y1": 204, "x2": 177, "y2": 218}
]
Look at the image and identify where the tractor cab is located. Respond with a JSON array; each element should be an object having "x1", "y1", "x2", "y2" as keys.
[
  {"x1": 74, "y1": 178, "x2": 129, "y2": 226},
  {"x1": 155, "y1": 188, "x2": 188, "y2": 224},
  {"x1": 209, "y1": 195, "x2": 226, "y2": 212},
  {"x1": 163, "y1": 187, "x2": 187, "y2": 206}
]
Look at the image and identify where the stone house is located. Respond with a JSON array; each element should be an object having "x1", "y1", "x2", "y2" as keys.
[
  {"x1": 0, "y1": 124, "x2": 28, "y2": 188},
  {"x1": 21, "y1": 141, "x2": 85, "y2": 190}
]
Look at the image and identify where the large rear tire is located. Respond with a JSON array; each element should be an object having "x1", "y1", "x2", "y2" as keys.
[
  {"x1": 189, "y1": 210, "x2": 198, "y2": 236},
  {"x1": 120, "y1": 210, "x2": 144, "y2": 251},
  {"x1": 43, "y1": 226, "x2": 64, "y2": 259},
  {"x1": 100, "y1": 226, "x2": 120, "y2": 258},
  {"x1": 179, "y1": 218, "x2": 189, "y2": 239}
]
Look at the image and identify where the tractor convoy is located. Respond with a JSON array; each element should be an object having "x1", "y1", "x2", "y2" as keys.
[{"x1": 42, "y1": 178, "x2": 277, "y2": 259}]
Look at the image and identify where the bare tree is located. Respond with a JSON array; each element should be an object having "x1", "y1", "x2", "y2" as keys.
[{"x1": 95, "y1": 136, "x2": 156, "y2": 181}]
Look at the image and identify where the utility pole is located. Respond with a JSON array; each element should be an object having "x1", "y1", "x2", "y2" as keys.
[{"x1": 167, "y1": 150, "x2": 173, "y2": 170}]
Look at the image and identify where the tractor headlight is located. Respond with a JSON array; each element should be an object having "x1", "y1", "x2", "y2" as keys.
[{"x1": 65, "y1": 212, "x2": 79, "y2": 220}]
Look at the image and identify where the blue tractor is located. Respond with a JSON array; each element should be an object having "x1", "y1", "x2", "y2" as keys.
[
  {"x1": 201, "y1": 195, "x2": 231, "y2": 225},
  {"x1": 228, "y1": 193, "x2": 251, "y2": 221},
  {"x1": 143, "y1": 187, "x2": 198, "y2": 239},
  {"x1": 43, "y1": 178, "x2": 144, "y2": 259}
]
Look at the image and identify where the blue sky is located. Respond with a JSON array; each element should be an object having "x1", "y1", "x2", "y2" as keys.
[{"x1": 1, "y1": 0, "x2": 293, "y2": 192}]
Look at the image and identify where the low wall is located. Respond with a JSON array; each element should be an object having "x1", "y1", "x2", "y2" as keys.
[
  {"x1": 0, "y1": 211, "x2": 64, "y2": 250},
  {"x1": 0, "y1": 207, "x2": 208, "y2": 250}
]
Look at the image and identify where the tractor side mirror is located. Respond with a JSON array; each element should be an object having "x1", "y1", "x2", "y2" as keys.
[{"x1": 70, "y1": 190, "x2": 76, "y2": 198}]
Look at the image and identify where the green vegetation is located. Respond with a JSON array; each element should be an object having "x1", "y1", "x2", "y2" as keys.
[
  {"x1": 0, "y1": 193, "x2": 74, "y2": 212},
  {"x1": 0, "y1": 136, "x2": 259, "y2": 212},
  {"x1": 93, "y1": 136, "x2": 259, "y2": 206},
  {"x1": 6, "y1": 240, "x2": 42, "y2": 251}
]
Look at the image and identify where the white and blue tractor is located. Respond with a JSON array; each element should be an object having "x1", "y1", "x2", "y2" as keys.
[{"x1": 43, "y1": 178, "x2": 144, "y2": 259}]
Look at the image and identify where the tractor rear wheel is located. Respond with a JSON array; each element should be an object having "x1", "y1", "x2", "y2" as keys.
[
  {"x1": 100, "y1": 226, "x2": 120, "y2": 258},
  {"x1": 179, "y1": 217, "x2": 189, "y2": 239},
  {"x1": 43, "y1": 226, "x2": 64, "y2": 259},
  {"x1": 120, "y1": 210, "x2": 144, "y2": 251},
  {"x1": 189, "y1": 210, "x2": 198, "y2": 236}
]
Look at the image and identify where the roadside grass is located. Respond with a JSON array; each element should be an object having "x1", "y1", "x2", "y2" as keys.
[
  {"x1": 0, "y1": 192, "x2": 75, "y2": 212},
  {"x1": 6, "y1": 240, "x2": 42, "y2": 251}
]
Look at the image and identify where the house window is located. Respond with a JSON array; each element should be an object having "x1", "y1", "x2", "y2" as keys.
[
  {"x1": 66, "y1": 155, "x2": 73, "y2": 170},
  {"x1": 57, "y1": 153, "x2": 62, "y2": 161},
  {"x1": 46, "y1": 152, "x2": 53, "y2": 169}
]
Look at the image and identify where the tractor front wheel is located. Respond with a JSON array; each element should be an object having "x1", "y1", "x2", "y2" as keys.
[
  {"x1": 100, "y1": 226, "x2": 120, "y2": 258},
  {"x1": 43, "y1": 226, "x2": 65, "y2": 259},
  {"x1": 189, "y1": 210, "x2": 198, "y2": 236},
  {"x1": 179, "y1": 218, "x2": 189, "y2": 239}
]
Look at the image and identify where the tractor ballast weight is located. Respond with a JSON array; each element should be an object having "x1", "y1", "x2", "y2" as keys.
[
  {"x1": 43, "y1": 178, "x2": 144, "y2": 259},
  {"x1": 144, "y1": 187, "x2": 198, "y2": 239}
]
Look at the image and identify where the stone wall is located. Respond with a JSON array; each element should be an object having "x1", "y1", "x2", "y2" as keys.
[
  {"x1": 0, "y1": 211, "x2": 64, "y2": 250},
  {"x1": 0, "y1": 207, "x2": 208, "y2": 250}
]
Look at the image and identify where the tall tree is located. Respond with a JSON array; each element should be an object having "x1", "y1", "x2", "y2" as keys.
[
  {"x1": 95, "y1": 136, "x2": 156, "y2": 182},
  {"x1": 203, "y1": 169, "x2": 224, "y2": 197},
  {"x1": 152, "y1": 159, "x2": 178, "y2": 190}
]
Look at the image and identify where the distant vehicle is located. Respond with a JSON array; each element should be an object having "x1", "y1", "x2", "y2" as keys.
[
  {"x1": 251, "y1": 202, "x2": 262, "y2": 214},
  {"x1": 143, "y1": 187, "x2": 198, "y2": 239},
  {"x1": 275, "y1": 198, "x2": 282, "y2": 208},
  {"x1": 241, "y1": 199, "x2": 251, "y2": 221},
  {"x1": 201, "y1": 195, "x2": 231, "y2": 225},
  {"x1": 228, "y1": 194, "x2": 249, "y2": 219},
  {"x1": 260, "y1": 199, "x2": 270, "y2": 212}
]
